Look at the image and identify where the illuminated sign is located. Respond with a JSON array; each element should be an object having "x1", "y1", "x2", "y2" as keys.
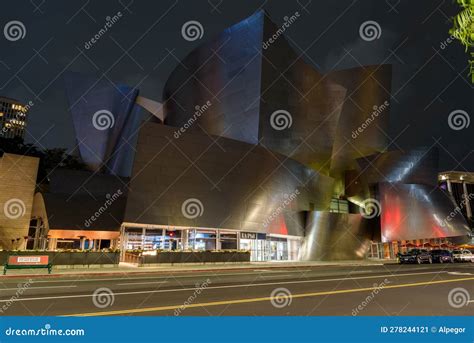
[
  {"x1": 8, "y1": 255, "x2": 49, "y2": 265},
  {"x1": 240, "y1": 232, "x2": 257, "y2": 240},
  {"x1": 450, "y1": 0, "x2": 474, "y2": 82}
]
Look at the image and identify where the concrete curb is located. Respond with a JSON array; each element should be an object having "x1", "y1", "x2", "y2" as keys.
[{"x1": 0, "y1": 261, "x2": 396, "y2": 279}]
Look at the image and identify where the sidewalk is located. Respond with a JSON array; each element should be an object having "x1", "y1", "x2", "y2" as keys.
[{"x1": 0, "y1": 259, "x2": 397, "y2": 278}]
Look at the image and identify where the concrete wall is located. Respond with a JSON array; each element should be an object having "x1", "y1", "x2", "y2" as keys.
[{"x1": 0, "y1": 153, "x2": 39, "y2": 249}]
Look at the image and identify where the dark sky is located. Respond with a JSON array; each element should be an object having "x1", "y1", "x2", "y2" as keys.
[{"x1": 0, "y1": 0, "x2": 472, "y2": 171}]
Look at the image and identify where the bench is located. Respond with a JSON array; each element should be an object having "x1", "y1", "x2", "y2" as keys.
[{"x1": 3, "y1": 255, "x2": 52, "y2": 275}]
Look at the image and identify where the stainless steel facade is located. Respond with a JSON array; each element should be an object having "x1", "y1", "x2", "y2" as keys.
[
  {"x1": 124, "y1": 10, "x2": 470, "y2": 260},
  {"x1": 379, "y1": 182, "x2": 471, "y2": 242},
  {"x1": 124, "y1": 122, "x2": 334, "y2": 237},
  {"x1": 163, "y1": 11, "x2": 264, "y2": 145},
  {"x1": 300, "y1": 212, "x2": 373, "y2": 261}
]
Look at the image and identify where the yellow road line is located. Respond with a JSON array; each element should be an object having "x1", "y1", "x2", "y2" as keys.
[{"x1": 65, "y1": 276, "x2": 474, "y2": 317}]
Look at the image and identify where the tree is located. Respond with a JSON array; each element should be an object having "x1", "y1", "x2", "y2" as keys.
[{"x1": 0, "y1": 137, "x2": 87, "y2": 184}]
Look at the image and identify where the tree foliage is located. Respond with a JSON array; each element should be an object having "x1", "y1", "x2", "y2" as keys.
[{"x1": 0, "y1": 137, "x2": 87, "y2": 184}]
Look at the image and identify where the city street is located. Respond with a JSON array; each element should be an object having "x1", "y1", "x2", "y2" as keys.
[{"x1": 1, "y1": 263, "x2": 472, "y2": 316}]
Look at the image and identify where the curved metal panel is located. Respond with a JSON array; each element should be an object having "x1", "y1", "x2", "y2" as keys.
[
  {"x1": 327, "y1": 65, "x2": 392, "y2": 194},
  {"x1": 356, "y1": 148, "x2": 439, "y2": 186},
  {"x1": 64, "y1": 72, "x2": 142, "y2": 177},
  {"x1": 379, "y1": 182, "x2": 471, "y2": 242},
  {"x1": 257, "y1": 15, "x2": 347, "y2": 175},
  {"x1": 300, "y1": 212, "x2": 373, "y2": 261},
  {"x1": 124, "y1": 122, "x2": 334, "y2": 236},
  {"x1": 163, "y1": 11, "x2": 264, "y2": 145}
]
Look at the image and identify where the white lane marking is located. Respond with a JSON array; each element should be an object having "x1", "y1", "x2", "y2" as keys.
[
  {"x1": 3, "y1": 265, "x2": 441, "y2": 285},
  {"x1": 258, "y1": 274, "x2": 294, "y2": 278},
  {"x1": 0, "y1": 272, "x2": 274, "y2": 284},
  {"x1": 0, "y1": 271, "x2": 449, "y2": 303},
  {"x1": 0, "y1": 269, "x2": 371, "y2": 284},
  {"x1": 448, "y1": 272, "x2": 472, "y2": 275},
  {"x1": 0, "y1": 285, "x2": 76, "y2": 291},
  {"x1": 116, "y1": 281, "x2": 168, "y2": 286}
]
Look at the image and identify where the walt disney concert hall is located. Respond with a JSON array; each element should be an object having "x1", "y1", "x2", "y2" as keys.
[{"x1": 30, "y1": 10, "x2": 471, "y2": 261}]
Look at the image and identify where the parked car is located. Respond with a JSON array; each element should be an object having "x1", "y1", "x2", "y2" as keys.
[
  {"x1": 452, "y1": 249, "x2": 474, "y2": 262},
  {"x1": 429, "y1": 249, "x2": 454, "y2": 263},
  {"x1": 398, "y1": 249, "x2": 432, "y2": 264}
]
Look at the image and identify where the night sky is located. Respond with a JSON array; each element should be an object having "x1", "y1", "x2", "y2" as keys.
[{"x1": 0, "y1": 0, "x2": 472, "y2": 171}]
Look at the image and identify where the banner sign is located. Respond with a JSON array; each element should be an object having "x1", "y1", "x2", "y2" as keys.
[{"x1": 7, "y1": 256, "x2": 49, "y2": 266}]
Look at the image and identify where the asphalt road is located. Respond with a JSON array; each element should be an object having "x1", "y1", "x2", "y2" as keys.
[{"x1": 0, "y1": 263, "x2": 473, "y2": 316}]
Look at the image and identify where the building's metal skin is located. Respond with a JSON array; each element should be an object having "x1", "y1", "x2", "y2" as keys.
[
  {"x1": 124, "y1": 122, "x2": 334, "y2": 236},
  {"x1": 300, "y1": 212, "x2": 373, "y2": 261},
  {"x1": 379, "y1": 182, "x2": 471, "y2": 242},
  {"x1": 64, "y1": 72, "x2": 143, "y2": 177},
  {"x1": 146, "y1": 10, "x2": 470, "y2": 260},
  {"x1": 356, "y1": 148, "x2": 440, "y2": 187},
  {"x1": 47, "y1": 10, "x2": 470, "y2": 260},
  {"x1": 163, "y1": 11, "x2": 264, "y2": 145}
]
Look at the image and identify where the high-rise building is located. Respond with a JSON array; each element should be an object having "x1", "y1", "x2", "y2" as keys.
[{"x1": 0, "y1": 97, "x2": 29, "y2": 139}]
